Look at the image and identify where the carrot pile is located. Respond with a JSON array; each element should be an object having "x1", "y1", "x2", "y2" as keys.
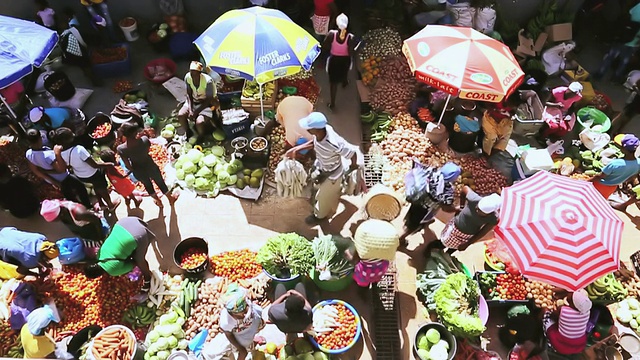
[
  {"x1": 91, "y1": 327, "x2": 135, "y2": 360},
  {"x1": 417, "y1": 107, "x2": 435, "y2": 123},
  {"x1": 210, "y1": 250, "x2": 262, "y2": 281}
]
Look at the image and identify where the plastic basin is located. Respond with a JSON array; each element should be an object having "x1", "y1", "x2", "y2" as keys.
[
  {"x1": 262, "y1": 269, "x2": 300, "y2": 290},
  {"x1": 309, "y1": 299, "x2": 362, "y2": 354},
  {"x1": 413, "y1": 322, "x2": 457, "y2": 360},
  {"x1": 310, "y1": 267, "x2": 353, "y2": 292}
]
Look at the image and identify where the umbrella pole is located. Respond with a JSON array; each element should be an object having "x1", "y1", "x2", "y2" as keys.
[
  {"x1": 436, "y1": 94, "x2": 451, "y2": 127},
  {"x1": 259, "y1": 83, "x2": 266, "y2": 126}
]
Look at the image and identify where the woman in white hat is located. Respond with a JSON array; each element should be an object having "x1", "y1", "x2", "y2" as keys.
[
  {"x1": 543, "y1": 289, "x2": 592, "y2": 355},
  {"x1": 438, "y1": 187, "x2": 501, "y2": 253},
  {"x1": 322, "y1": 13, "x2": 355, "y2": 110},
  {"x1": 29, "y1": 106, "x2": 74, "y2": 133}
]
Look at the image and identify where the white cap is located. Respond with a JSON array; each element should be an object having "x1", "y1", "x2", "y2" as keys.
[
  {"x1": 568, "y1": 82, "x2": 583, "y2": 93},
  {"x1": 477, "y1": 193, "x2": 501, "y2": 214},
  {"x1": 29, "y1": 107, "x2": 44, "y2": 123},
  {"x1": 336, "y1": 14, "x2": 349, "y2": 30}
]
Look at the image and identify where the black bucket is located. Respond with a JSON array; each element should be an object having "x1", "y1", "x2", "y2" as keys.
[
  {"x1": 44, "y1": 71, "x2": 76, "y2": 101},
  {"x1": 173, "y1": 237, "x2": 209, "y2": 275},
  {"x1": 86, "y1": 113, "x2": 115, "y2": 146}
]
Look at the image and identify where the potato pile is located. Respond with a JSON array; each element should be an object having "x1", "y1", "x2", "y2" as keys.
[
  {"x1": 370, "y1": 80, "x2": 416, "y2": 116},
  {"x1": 359, "y1": 28, "x2": 402, "y2": 62},
  {"x1": 457, "y1": 156, "x2": 507, "y2": 195},
  {"x1": 525, "y1": 280, "x2": 558, "y2": 311},
  {"x1": 390, "y1": 112, "x2": 422, "y2": 133},
  {"x1": 379, "y1": 56, "x2": 415, "y2": 83},
  {"x1": 267, "y1": 125, "x2": 286, "y2": 183},
  {"x1": 614, "y1": 264, "x2": 640, "y2": 298},
  {"x1": 378, "y1": 128, "x2": 433, "y2": 192}
]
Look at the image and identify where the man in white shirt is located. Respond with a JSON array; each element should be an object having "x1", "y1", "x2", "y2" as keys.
[
  {"x1": 285, "y1": 112, "x2": 359, "y2": 223},
  {"x1": 177, "y1": 61, "x2": 220, "y2": 143}
]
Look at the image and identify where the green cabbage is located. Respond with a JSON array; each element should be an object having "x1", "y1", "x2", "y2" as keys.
[
  {"x1": 196, "y1": 166, "x2": 213, "y2": 178},
  {"x1": 176, "y1": 169, "x2": 185, "y2": 180},
  {"x1": 182, "y1": 161, "x2": 197, "y2": 174},
  {"x1": 195, "y1": 177, "x2": 210, "y2": 190},
  {"x1": 228, "y1": 174, "x2": 238, "y2": 184},
  {"x1": 434, "y1": 273, "x2": 484, "y2": 338},
  {"x1": 185, "y1": 149, "x2": 203, "y2": 163},
  {"x1": 218, "y1": 170, "x2": 230, "y2": 183},
  {"x1": 214, "y1": 163, "x2": 226, "y2": 175},
  {"x1": 230, "y1": 158, "x2": 243, "y2": 171},
  {"x1": 257, "y1": 233, "x2": 314, "y2": 278},
  {"x1": 202, "y1": 154, "x2": 218, "y2": 168},
  {"x1": 211, "y1": 146, "x2": 225, "y2": 157},
  {"x1": 185, "y1": 174, "x2": 196, "y2": 187}
]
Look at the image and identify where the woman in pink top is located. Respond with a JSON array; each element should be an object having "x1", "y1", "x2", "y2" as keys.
[
  {"x1": 541, "y1": 82, "x2": 583, "y2": 139},
  {"x1": 543, "y1": 289, "x2": 591, "y2": 355},
  {"x1": 548, "y1": 82, "x2": 583, "y2": 115},
  {"x1": 323, "y1": 14, "x2": 355, "y2": 110}
]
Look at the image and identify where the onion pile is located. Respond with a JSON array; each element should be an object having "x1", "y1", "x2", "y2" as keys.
[
  {"x1": 185, "y1": 279, "x2": 225, "y2": 342},
  {"x1": 370, "y1": 80, "x2": 415, "y2": 116},
  {"x1": 359, "y1": 28, "x2": 402, "y2": 62},
  {"x1": 457, "y1": 156, "x2": 507, "y2": 195},
  {"x1": 390, "y1": 112, "x2": 421, "y2": 133},
  {"x1": 267, "y1": 125, "x2": 286, "y2": 183},
  {"x1": 525, "y1": 280, "x2": 558, "y2": 310},
  {"x1": 377, "y1": 128, "x2": 434, "y2": 192}
]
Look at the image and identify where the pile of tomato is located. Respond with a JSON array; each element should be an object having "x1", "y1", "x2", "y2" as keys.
[
  {"x1": 492, "y1": 273, "x2": 528, "y2": 301},
  {"x1": 315, "y1": 304, "x2": 358, "y2": 350},
  {"x1": 27, "y1": 265, "x2": 141, "y2": 336},
  {"x1": 180, "y1": 247, "x2": 208, "y2": 269},
  {"x1": 210, "y1": 249, "x2": 262, "y2": 281},
  {"x1": 91, "y1": 123, "x2": 112, "y2": 139}
]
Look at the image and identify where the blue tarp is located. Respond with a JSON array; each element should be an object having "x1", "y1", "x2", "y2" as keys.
[{"x1": 0, "y1": 15, "x2": 58, "y2": 89}]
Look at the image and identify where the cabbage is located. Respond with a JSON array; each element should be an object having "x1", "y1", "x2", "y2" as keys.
[
  {"x1": 185, "y1": 174, "x2": 196, "y2": 187},
  {"x1": 156, "y1": 350, "x2": 170, "y2": 360},
  {"x1": 178, "y1": 339, "x2": 189, "y2": 350},
  {"x1": 176, "y1": 317, "x2": 185, "y2": 327},
  {"x1": 182, "y1": 161, "x2": 197, "y2": 174},
  {"x1": 175, "y1": 156, "x2": 187, "y2": 168},
  {"x1": 228, "y1": 174, "x2": 238, "y2": 184},
  {"x1": 156, "y1": 337, "x2": 169, "y2": 350},
  {"x1": 185, "y1": 149, "x2": 204, "y2": 163},
  {"x1": 230, "y1": 158, "x2": 243, "y2": 171},
  {"x1": 214, "y1": 163, "x2": 226, "y2": 175},
  {"x1": 176, "y1": 169, "x2": 185, "y2": 180},
  {"x1": 202, "y1": 154, "x2": 218, "y2": 168},
  {"x1": 174, "y1": 329, "x2": 185, "y2": 339},
  {"x1": 195, "y1": 177, "x2": 210, "y2": 190},
  {"x1": 196, "y1": 166, "x2": 213, "y2": 178},
  {"x1": 150, "y1": 356, "x2": 159, "y2": 360},
  {"x1": 147, "y1": 330, "x2": 160, "y2": 342},
  {"x1": 159, "y1": 314, "x2": 172, "y2": 325},
  {"x1": 166, "y1": 335, "x2": 178, "y2": 348},
  {"x1": 218, "y1": 171, "x2": 230, "y2": 183},
  {"x1": 225, "y1": 163, "x2": 238, "y2": 175},
  {"x1": 211, "y1": 146, "x2": 225, "y2": 157}
]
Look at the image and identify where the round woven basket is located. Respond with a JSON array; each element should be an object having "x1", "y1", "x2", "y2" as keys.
[
  {"x1": 364, "y1": 184, "x2": 402, "y2": 221},
  {"x1": 353, "y1": 219, "x2": 399, "y2": 261}
]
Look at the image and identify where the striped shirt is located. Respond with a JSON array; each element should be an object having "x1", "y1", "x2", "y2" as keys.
[
  {"x1": 313, "y1": 125, "x2": 357, "y2": 180},
  {"x1": 558, "y1": 306, "x2": 589, "y2": 339}
]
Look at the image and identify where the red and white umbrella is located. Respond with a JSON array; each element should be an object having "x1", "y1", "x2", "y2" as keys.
[{"x1": 495, "y1": 171, "x2": 624, "y2": 291}]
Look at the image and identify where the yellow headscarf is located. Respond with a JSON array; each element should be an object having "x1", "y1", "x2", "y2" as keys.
[{"x1": 39, "y1": 242, "x2": 59, "y2": 259}]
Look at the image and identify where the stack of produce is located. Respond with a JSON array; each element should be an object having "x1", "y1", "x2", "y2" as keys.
[
  {"x1": 525, "y1": 280, "x2": 557, "y2": 310},
  {"x1": 484, "y1": 240, "x2": 519, "y2": 274},
  {"x1": 358, "y1": 28, "x2": 402, "y2": 62},
  {"x1": 122, "y1": 303, "x2": 157, "y2": 329},
  {"x1": 0, "y1": 320, "x2": 20, "y2": 358},
  {"x1": 242, "y1": 80, "x2": 276, "y2": 101},
  {"x1": 210, "y1": 249, "x2": 262, "y2": 281},
  {"x1": 91, "y1": 327, "x2": 138, "y2": 360},
  {"x1": 434, "y1": 273, "x2": 485, "y2": 338},
  {"x1": 312, "y1": 235, "x2": 354, "y2": 280},
  {"x1": 585, "y1": 273, "x2": 627, "y2": 302},
  {"x1": 91, "y1": 46, "x2": 127, "y2": 65},
  {"x1": 179, "y1": 247, "x2": 207, "y2": 270},
  {"x1": 272, "y1": 339, "x2": 325, "y2": 359},
  {"x1": 457, "y1": 156, "x2": 508, "y2": 195},
  {"x1": 267, "y1": 125, "x2": 286, "y2": 183},
  {"x1": 0, "y1": 137, "x2": 30, "y2": 177},
  {"x1": 390, "y1": 112, "x2": 421, "y2": 133},
  {"x1": 615, "y1": 298, "x2": 640, "y2": 334},
  {"x1": 415, "y1": 328, "x2": 451, "y2": 360},
  {"x1": 416, "y1": 250, "x2": 465, "y2": 311},
  {"x1": 277, "y1": 76, "x2": 320, "y2": 105},
  {"x1": 361, "y1": 111, "x2": 392, "y2": 141},
  {"x1": 122, "y1": 90, "x2": 147, "y2": 104},
  {"x1": 569, "y1": 173, "x2": 591, "y2": 181},
  {"x1": 579, "y1": 144, "x2": 623, "y2": 174},
  {"x1": 145, "y1": 309, "x2": 189, "y2": 360},
  {"x1": 477, "y1": 272, "x2": 528, "y2": 301},
  {"x1": 257, "y1": 233, "x2": 314, "y2": 279},
  {"x1": 29, "y1": 265, "x2": 141, "y2": 335},
  {"x1": 360, "y1": 55, "x2": 382, "y2": 86},
  {"x1": 370, "y1": 79, "x2": 416, "y2": 116},
  {"x1": 614, "y1": 263, "x2": 640, "y2": 298},
  {"x1": 313, "y1": 303, "x2": 358, "y2": 350},
  {"x1": 417, "y1": 108, "x2": 435, "y2": 123},
  {"x1": 113, "y1": 80, "x2": 133, "y2": 93}
]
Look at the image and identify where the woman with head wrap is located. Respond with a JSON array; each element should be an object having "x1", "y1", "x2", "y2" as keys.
[
  {"x1": 438, "y1": 189, "x2": 501, "y2": 253},
  {"x1": 543, "y1": 289, "x2": 592, "y2": 355},
  {"x1": 322, "y1": 14, "x2": 355, "y2": 110},
  {"x1": 41, "y1": 199, "x2": 109, "y2": 241},
  {"x1": 399, "y1": 162, "x2": 461, "y2": 247},
  {"x1": 20, "y1": 303, "x2": 60, "y2": 358},
  {"x1": 0, "y1": 227, "x2": 58, "y2": 279},
  {"x1": 591, "y1": 134, "x2": 640, "y2": 201}
]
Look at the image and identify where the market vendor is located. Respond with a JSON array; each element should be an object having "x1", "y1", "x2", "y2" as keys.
[
  {"x1": 399, "y1": 162, "x2": 461, "y2": 247},
  {"x1": 266, "y1": 283, "x2": 313, "y2": 343},
  {"x1": 481, "y1": 95, "x2": 518, "y2": 156},
  {"x1": 177, "y1": 61, "x2": 221, "y2": 143},
  {"x1": 543, "y1": 290, "x2": 592, "y2": 355},
  {"x1": 539, "y1": 82, "x2": 582, "y2": 140},
  {"x1": 40, "y1": 199, "x2": 108, "y2": 241},
  {"x1": 84, "y1": 217, "x2": 153, "y2": 291},
  {"x1": 449, "y1": 100, "x2": 481, "y2": 153},
  {"x1": 276, "y1": 95, "x2": 313, "y2": 150},
  {"x1": 0, "y1": 227, "x2": 58, "y2": 278},
  {"x1": 590, "y1": 134, "x2": 640, "y2": 200},
  {"x1": 284, "y1": 112, "x2": 360, "y2": 224},
  {"x1": 204, "y1": 284, "x2": 264, "y2": 360},
  {"x1": 20, "y1": 304, "x2": 60, "y2": 359},
  {"x1": 29, "y1": 106, "x2": 74, "y2": 134},
  {"x1": 440, "y1": 188, "x2": 500, "y2": 253}
]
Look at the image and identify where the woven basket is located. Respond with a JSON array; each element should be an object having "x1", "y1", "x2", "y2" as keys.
[
  {"x1": 353, "y1": 219, "x2": 399, "y2": 261},
  {"x1": 364, "y1": 184, "x2": 402, "y2": 221}
]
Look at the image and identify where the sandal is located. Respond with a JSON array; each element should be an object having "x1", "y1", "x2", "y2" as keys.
[{"x1": 107, "y1": 198, "x2": 121, "y2": 212}]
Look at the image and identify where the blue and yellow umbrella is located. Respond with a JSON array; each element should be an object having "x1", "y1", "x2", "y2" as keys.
[{"x1": 194, "y1": 7, "x2": 320, "y2": 85}]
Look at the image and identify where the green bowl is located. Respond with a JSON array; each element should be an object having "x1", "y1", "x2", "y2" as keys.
[
  {"x1": 310, "y1": 267, "x2": 353, "y2": 292},
  {"x1": 282, "y1": 86, "x2": 297, "y2": 95}
]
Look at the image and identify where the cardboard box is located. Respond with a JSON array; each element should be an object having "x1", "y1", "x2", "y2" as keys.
[
  {"x1": 545, "y1": 23, "x2": 572, "y2": 42},
  {"x1": 561, "y1": 66, "x2": 589, "y2": 82},
  {"x1": 515, "y1": 29, "x2": 548, "y2": 57}
]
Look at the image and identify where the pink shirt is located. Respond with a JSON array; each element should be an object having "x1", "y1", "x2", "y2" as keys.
[
  {"x1": 329, "y1": 30, "x2": 352, "y2": 56},
  {"x1": 552, "y1": 86, "x2": 582, "y2": 113},
  {"x1": 558, "y1": 306, "x2": 589, "y2": 339}
]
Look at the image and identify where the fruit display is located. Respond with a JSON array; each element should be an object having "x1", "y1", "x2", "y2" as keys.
[
  {"x1": 477, "y1": 272, "x2": 528, "y2": 301},
  {"x1": 457, "y1": 156, "x2": 508, "y2": 195},
  {"x1": 277, "y1": 76, "x2": 320, "y2": 105},
  {"x1": 90, "y1": 326, "x2": 136, "y2": 360},
  {"x1": 525, "y1": 280, "x2": 557, "y2": 310},
  {"x1": 434, "y1": 273, "x2": 485, "y2": 338},
  {"x1": 313, "y1": 302, "x2": 358, "y2": 350},
  {"x1": 484, "y1": 240, "x2": 519, "y2": 274},
  {"x1": 122, "y1": 303, "x2": 156, "y2": 329},
  {"x1": 0, "y1": 320, "x2": 20, "y2": 358},
  {"x1": 360, "y1": 55, "x2": 382, "y2": 86},
  {"x1": 586, "y1": 273, "x2": 628, "y2": 302},
  {"x1": 616, "y1": 298, "x2": 640, "y2": 332},
  {"x1": 91, "y1": 46, "x2": 127, "y2": 65},
  {"x1": 123, "y1": 90, "x2": 147, "y2": 104},
  {"x1": 210, "y1": 249, "x2": 262, "y2": 281},
  {"x1": 242, "y1": 80, "x2": 276, "y2": 100},
  {"x1": 614, "y1": 263, "x2": 640, "y2": 298},
  {"x1": 28, "y1": 265, "x2": 141, "y2": 334},
  {"x1": 113, "y1": 80, "x2": 133, "y2": 93},
  {"x1": 358, "y1": 27, "x2": 402, "y2": 62},
  {"x1": 179, "y1": 247, "x2": 208, "y2": 270},
  {"x1": 90, "y1": 123, "x2": 112, "y2": 139},
  {"x1": 257, "y1": 233, "x2": 314, "y2": 278},
  {"x1": 370, "y1": 77, "x2": 416, "y2": 116},
  {"x1": 415, "y1": 328, "x2": 451, "y2": 360},
  {"x1": 361, "y1": 111, "x2": 392, "y2": 142}
]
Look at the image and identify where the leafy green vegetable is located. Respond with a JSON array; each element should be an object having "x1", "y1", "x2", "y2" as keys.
[
  {"x1": 257, "y1": 233, "x2": 314, "y2": 278},
  {"x1": 416, "y1": 250, "x2": 464, "y2": 311},
  {"x1": 194, "y1": 177, "x2": 210, "y2": 190},
  {"x1": 434, "y1": 273, "x2": 484, "y2": 338},
  {"x1": 185, "y1": 149, "x2": 204, "y2": 163},
  {"x1": 312, "y1": 235, "x2": 354, "y2": 279}
]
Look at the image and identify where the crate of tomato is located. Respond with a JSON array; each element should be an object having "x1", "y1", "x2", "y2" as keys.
[
  {"x1": 475, "y1": 271, "x2": 529, "y2": 306},
  {"x1": 91, "y1": 43, "x2": 132, "y2": 78}
]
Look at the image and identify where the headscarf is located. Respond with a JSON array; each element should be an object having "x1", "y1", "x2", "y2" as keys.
[
  {"x1": 336, "y1": 14, "x2": 349, "y2": 30},
  {"x1": 40, "y1": 199, "x2": 61, "y2": 222},
  {"x1": 40, "y1": 242, "x2": 59, "y2": 259},
  {"x1": 478, "y1": 193, "x2": 502, "y2": 214},
  {"x1": 190, "y1": 61, "x2": 204, "y2": 72},
  {"x1": 614, "y1": 134, "x2": 640, "y2": 152},
  {"x1": 572, "y1": 290, "x2": 592, "y2": 314},
  {"x1": 568, "y1": 82, "x2": 583, "y2": 94},
  {"x1": 224, "y1": 283, "x2": 248, "y2": 314},
  {"x1": 26, "y1": 306, "x2": 55, "y2": 335},
  {"x1": 432, "y1": 162, "x2": 461, "y2": 195}
]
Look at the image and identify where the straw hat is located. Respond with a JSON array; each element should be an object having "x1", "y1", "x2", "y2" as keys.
[{"x1": 353, "y1": 219, "x2": 399, "y2": 261}]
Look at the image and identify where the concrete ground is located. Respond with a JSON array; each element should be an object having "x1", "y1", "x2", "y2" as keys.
[{"x1": 5, "y1": 15, "x2": 640, "y2": 360}]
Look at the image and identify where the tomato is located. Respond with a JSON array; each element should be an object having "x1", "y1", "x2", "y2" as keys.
[
  {"x1": 315, "y1": 304, "x2": 358, "y2": 350},
  {"x1": 179, "y1": 247, "x2": 207, "y2": 269},
  {"x1": 91, "y1": 123, "x2": 112, "y2": 139},
  {"x1": 210, "y1": 250, "x2": 262, "y2": 281}
]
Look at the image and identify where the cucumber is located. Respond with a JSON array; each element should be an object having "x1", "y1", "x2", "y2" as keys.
[{"x1": 172, "y1": 303, "x2": 185, "y2": 318}]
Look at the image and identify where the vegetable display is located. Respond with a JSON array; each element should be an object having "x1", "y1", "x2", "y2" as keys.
[
  {"x1": 484, "y1": 240, "x2": 519, "y2": 274},
  {"x1": 312, "y1": 235, "x2": 354, "y2": 280},
  {"x1": 361, "y1": 111, "x2": 392, "y2": 142},
  {"x1": 417, "y1": 108, "x2": 435, "y2": 123},
  {"x1": 615, "y1": 298, "x2": 640, "y2": 334},
  {"x1": 359, "y1": 28, "x2": 402, "y2": 62},
  {"x1": 585, "y1": 273, "x2": 627, "y2": 302},
  {"x1": 210, "y1": 249, "x2": 262, "y2": 281},
  {"x1": 122, "y1": 303, "x2": 156, "y2": 329},
  {"x1": 477, "y1": 272, "x2": 527, "y2": 301},
  {"x1": 0, "y1": 320, "x2": 20, "y2": 358},
  {"x1": 370, "y1": 78, "x2": 416, "y2": 116},
  {"x1": 91, "y1": 327, "x2": 136, "y2": 360},
  {"x1": 179, "y1": 247, "x2": 207, "y2": 270},
  {"x1": 416, "y1": 250, "x2": 465, "y2": 311},
  {"x1": 267, "y1": 125, "x2": 286, "y2": 183},
  {"x1": 434, "y1": 273, "x2": 485, "y2": 338},
  {"x1": 360, "y1": 56, "x2": 382, "y2": 86},
  {"x1": 90, "y1": 123, "x2": 112, "y2": 139},
  {"x1": 277, "y1": 76, "x2": 320, "y2": 105},
  {"x1": 257, "y1": 233, "x2": 314, "y2": 278},
  {"x1": 457, "y1": 156, "x2": 508, "y2": 196},
  {"x1": 416, "y1": 328, "x2": 450, "y2": 360},
  {"x1": 614, "y1": 263, "x2": 640, "y2": 298},
  {"x1": 91, "y1": 46, "x2": 127, "y2": 65},
  {"x1": 313, "y1": 303, "x2": 358, "y2": 350},
  {"x1": 524, "y1": 280, "x2": 557, "y2": 310}
]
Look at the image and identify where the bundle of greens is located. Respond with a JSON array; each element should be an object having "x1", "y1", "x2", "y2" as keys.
[
  {"x1": 434, "y1": 273, "x2": 485, "y2": 338},
  {"x1": 416, "y1": 250, "x2": 465, "y2": 310},
  {"x1": 312, "y1": 235, "x2": 354, "y2": 280},
  {"x1": 257, "y1": 233, "x2": 314, "y2": 278}
]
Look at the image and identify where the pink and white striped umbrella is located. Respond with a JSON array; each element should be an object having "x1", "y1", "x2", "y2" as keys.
[{"x1": 495, "y1": 171, "x2": 624, "y2": 291}]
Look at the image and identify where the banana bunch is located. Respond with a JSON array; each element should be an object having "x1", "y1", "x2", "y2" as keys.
[
  {"x1": 123, "y1": 303, "x2": 156, "y2": 328},
  {"x1": 5, "y1": 337, "x2": 22, "y2": 358},
  {"x1": 275, "y1": 158, "x2": 308, "y2": 198},
  {"x1": 586, "y1": 274, "x2": 628, "y2": 301},
  {"x1": 242, "y1": 80, "x2": 276, "y2": 100},
  {"x1": 365, "y1": 111, "x2": 392, "y2": 142}
]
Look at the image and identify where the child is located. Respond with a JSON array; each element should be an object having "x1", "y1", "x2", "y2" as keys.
[
  {"x1": 99, "y1": 149, "x2": 140, "y2": 208},
  {"x1": 35, "y1": 0, "x2": 57, "y2": 30}
]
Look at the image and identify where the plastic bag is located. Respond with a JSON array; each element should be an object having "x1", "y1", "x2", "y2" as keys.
[
  {"x1": 579, "y1": 129, "x2": 610, "y2": 151},
  {"x1": 9, "y1": 283, "x2": 37, "y2": 330},
  {"x1": 404, "y1": 159, "x2": 433, "y2": 202},
  {"x1": 56, "y1": 237, "x2": 85, "y2": 265},
  {"x1": 473, "y1": 6, "x2": 496, "y2": 34}
]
